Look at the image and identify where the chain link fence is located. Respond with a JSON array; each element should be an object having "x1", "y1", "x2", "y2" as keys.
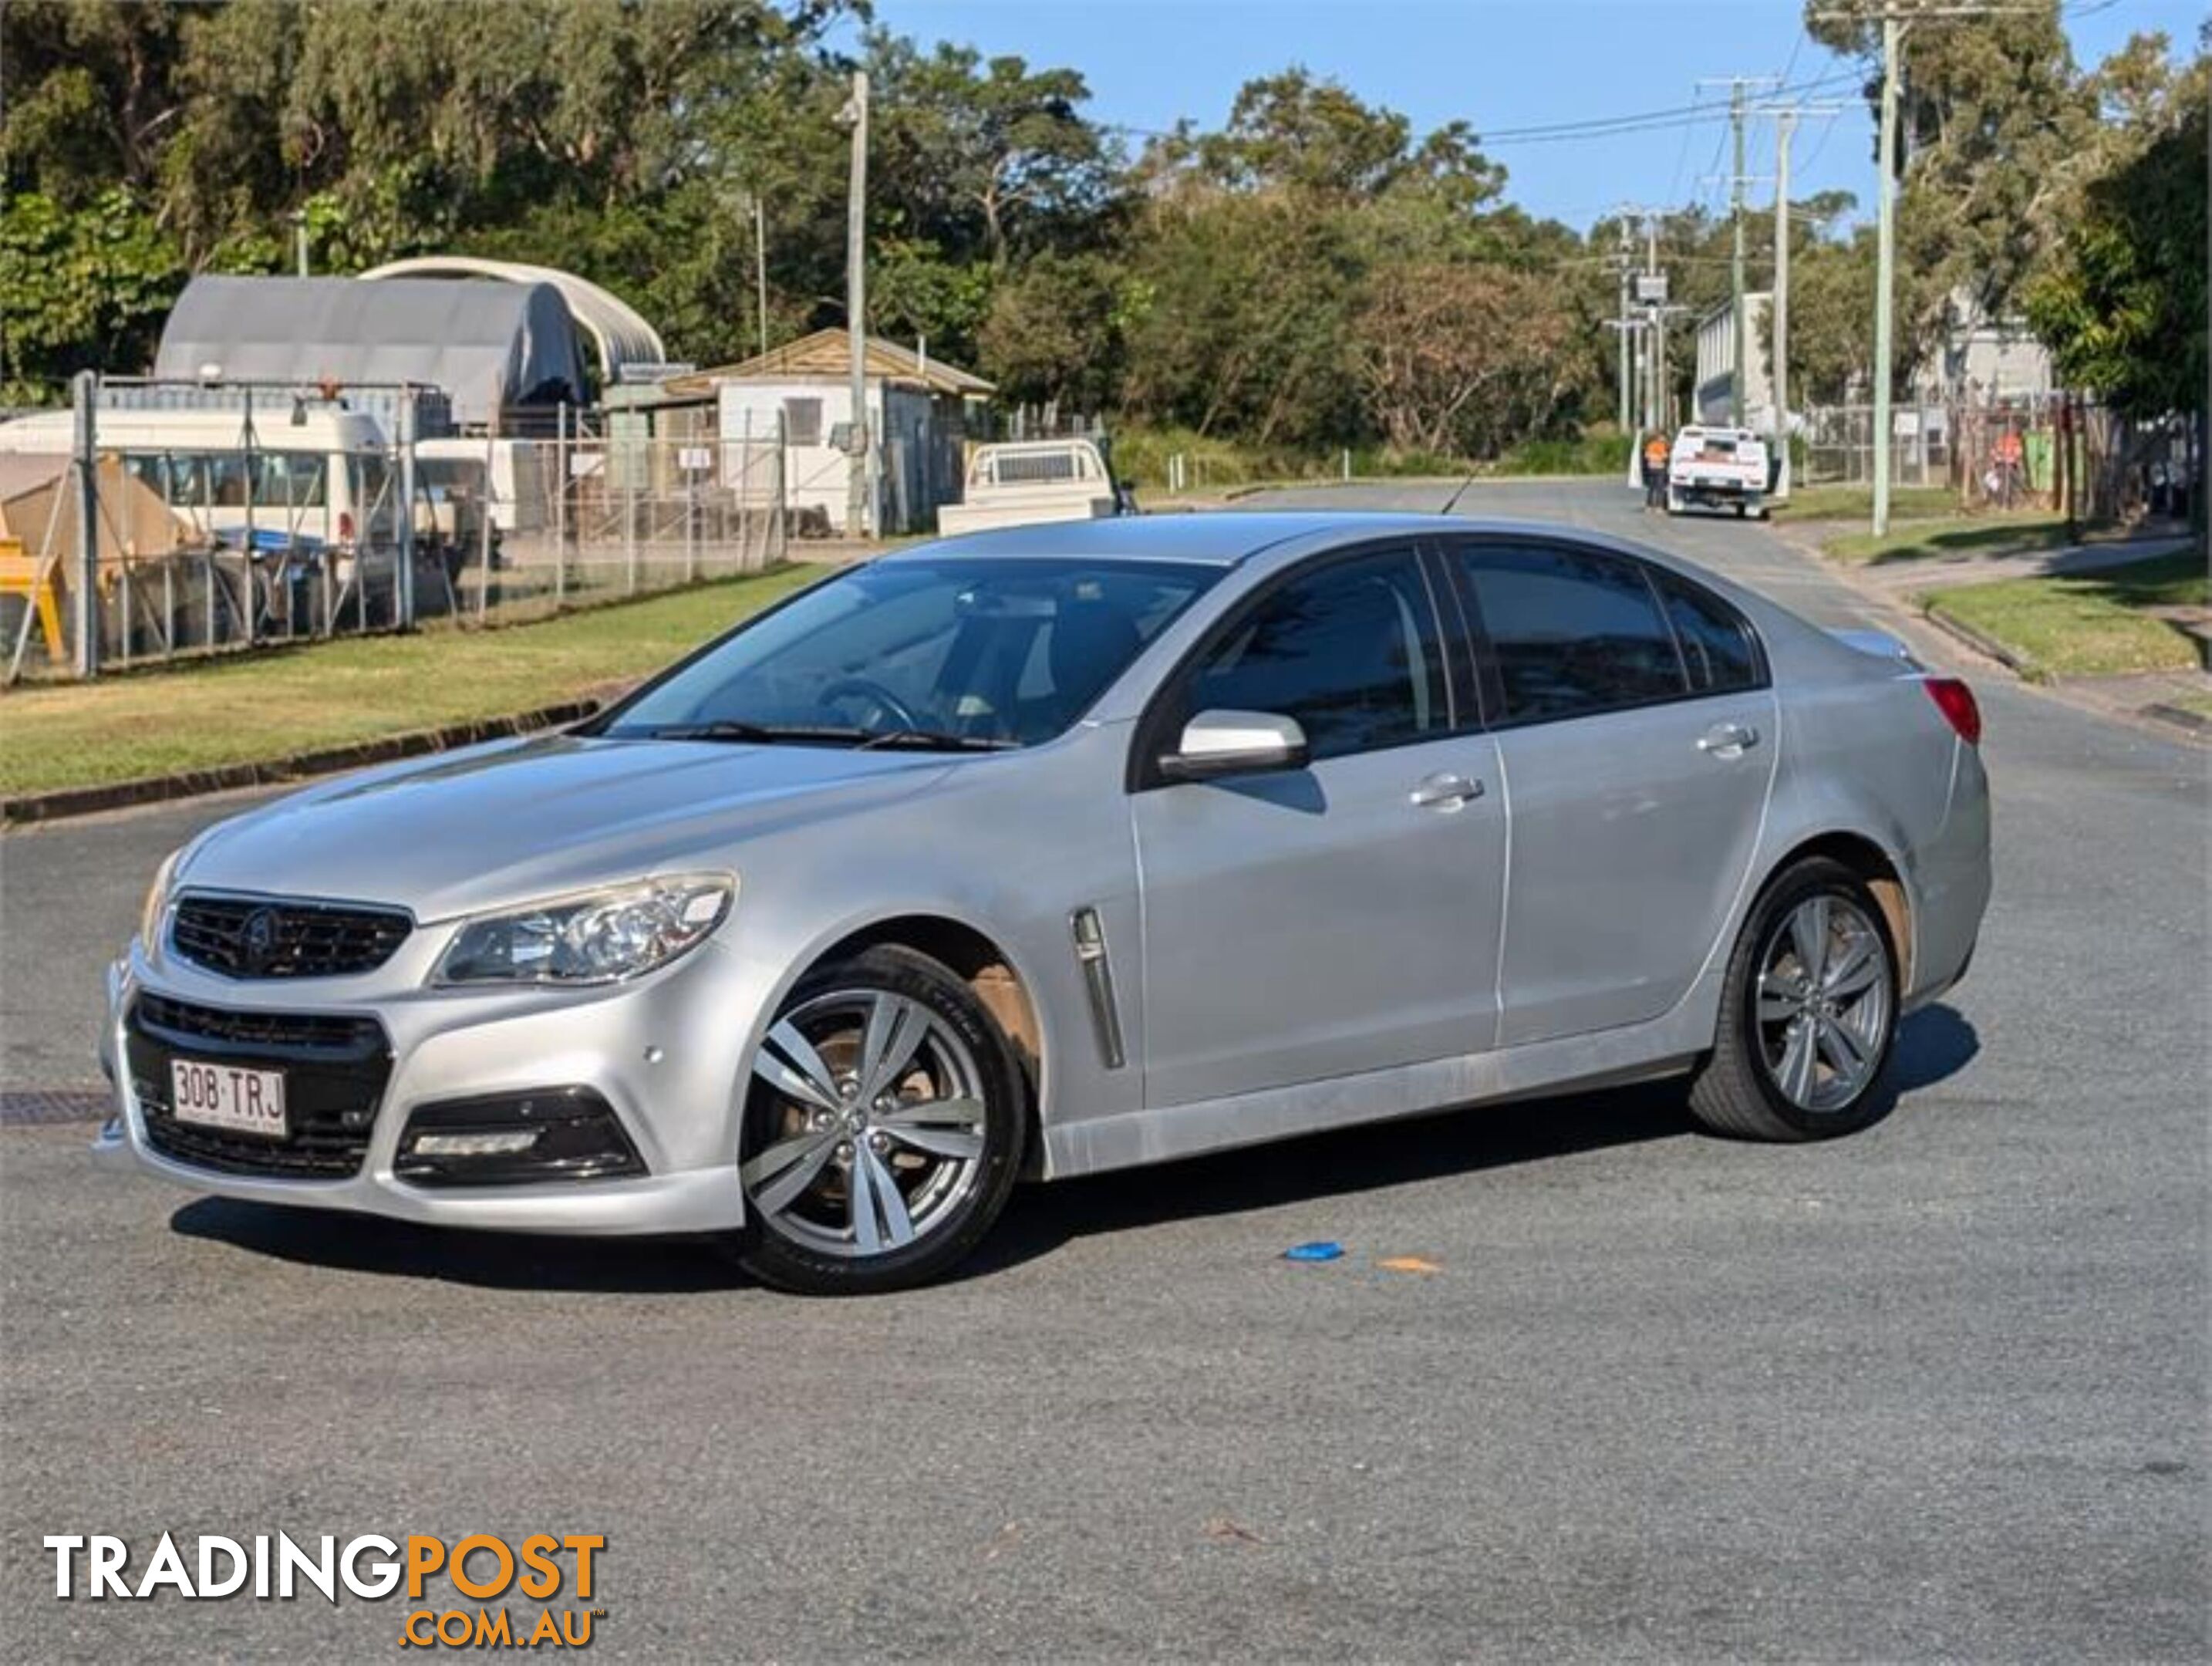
[
  {"x1": 1, "y1": 374, "x2": 787, "y2": 685},
  {"x1": 1799, "y1": 396, "x2": 2198, "y2": 522}
]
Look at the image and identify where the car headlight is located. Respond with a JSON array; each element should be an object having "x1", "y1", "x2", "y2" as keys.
[
  {"x1": 432, "y1": 875, "x2": 735, "y2": 987},
  {"x1": 139, "y1": 848, "x2": 182, "y2": 952}
]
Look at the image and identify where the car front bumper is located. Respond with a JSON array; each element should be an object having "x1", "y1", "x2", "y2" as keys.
[{"x1": 93, "y1": 940, "x2": 755, "y2": 1236}]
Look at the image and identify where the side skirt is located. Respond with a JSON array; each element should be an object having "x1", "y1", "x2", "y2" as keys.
[{"x1": 1041, "y1": 1010, "x2": 1711, "y2": 1180}]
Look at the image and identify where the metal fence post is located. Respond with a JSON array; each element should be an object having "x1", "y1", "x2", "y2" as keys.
[
  {"x1": 478, "y1": 428, "x2": 495, "y2": 621},
  {"x1": 241, "y1": 386, "x2": 257, "y2": 649},
  {"x1": 772, "y1": 410, "x2": 787, "y2": 565},
  {"x1": 396, "y1": 387, "x2": 418, "y2": 629},
  {"x1": 71, "y1": 370, "x2": 100, "y2": 679},
  {"x1": 554, "y1": 402, "x2": 568, "y2": 609}
]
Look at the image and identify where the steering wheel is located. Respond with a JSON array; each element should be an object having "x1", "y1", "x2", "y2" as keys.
[{"x1": 818, "y1": 676, "x2": 923, "y2": 733}]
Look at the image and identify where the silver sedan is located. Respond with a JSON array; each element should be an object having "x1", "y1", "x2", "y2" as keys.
[{"x1": 98, "y1": 514, "x2": 1991, "y2": 1293}]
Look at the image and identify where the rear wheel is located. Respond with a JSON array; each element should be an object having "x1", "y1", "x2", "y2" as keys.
[
  {"x1": 730, "y1": 946, "x2": 1027, "y2": 1294},
  {"x1": 1688, "y1": 857, "x2": 1899, "y2": 1141}
]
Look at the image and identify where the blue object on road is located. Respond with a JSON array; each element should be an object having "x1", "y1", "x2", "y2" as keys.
[{"x1": 1283, "y1": 1241, "x2": 1344, "y2": 1262}]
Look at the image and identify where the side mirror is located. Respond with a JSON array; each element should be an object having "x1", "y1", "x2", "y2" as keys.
[{"x1": 1159, "y1": 709, "x2": 1309, "y2": 782}]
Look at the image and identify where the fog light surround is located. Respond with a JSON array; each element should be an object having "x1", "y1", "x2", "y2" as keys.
[{"x1": 395, "y1": 1088, "x2": 645, "y2": 1187}]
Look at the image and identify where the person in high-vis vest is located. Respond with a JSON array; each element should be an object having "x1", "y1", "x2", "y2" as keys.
[{"x1": 1641, "y1": 432, "x2": 1671, "y2": 511}]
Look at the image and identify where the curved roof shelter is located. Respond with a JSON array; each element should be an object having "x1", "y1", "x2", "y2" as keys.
[
  {"x1": 154, "y1": 275, "x2": 586, "y2": 428},
  {"x1": 357, "y1": 257, "x2": 667, "y2": 383}
]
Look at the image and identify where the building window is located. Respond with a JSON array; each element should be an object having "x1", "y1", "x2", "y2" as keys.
[{"x1": 782, "y1": 398, "x2": 822, "y2": 447}]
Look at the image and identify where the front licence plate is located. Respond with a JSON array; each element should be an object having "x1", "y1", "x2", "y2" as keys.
[{"x1": 169, "y1": 1059, "x2": 288, "y2": 1139}]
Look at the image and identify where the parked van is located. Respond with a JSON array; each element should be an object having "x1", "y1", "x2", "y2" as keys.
[{"x1": 0, "y1": 404, "x2": 396, "y2": 552}]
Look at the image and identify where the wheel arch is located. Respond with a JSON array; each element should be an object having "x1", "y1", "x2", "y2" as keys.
[
  {"x1": 1758, "y1": 831, "x2": 1914, "y2": 990},
  {"x1": 782, "y1": 911, "x2": 1050, "y2": 1173}
]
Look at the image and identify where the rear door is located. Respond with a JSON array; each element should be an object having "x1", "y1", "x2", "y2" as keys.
[
  {"x1": 1131, "y1": 542, "x2": 1507, "y2": 1108},
  {"x1": 1443, "y1": 538, "x2": 1778, "y2": 1046}
]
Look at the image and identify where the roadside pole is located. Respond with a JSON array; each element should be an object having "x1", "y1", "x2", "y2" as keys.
[
  {"x1": 553, "y1": 402, "x2": 568, "y2": 608},
  {"x1": 1772, "y1": 109, "x2": 1794, "y2": 502},
  {"x1": 843, "y1": 70, "x2": 871, "y2": 540},
  {"x1": 70, "y1": 371, "x2": 99, "y2": 679},
  {"x1": 1872, "y1": 12, "x2": 1901, "y2": 537},
  {"x1": 478, "y1": 428, "x2": 495, "y2": 621},
  {"x1": 1730, "y1": 80, "x2": 1748, "y2": 430},
  {"x1": 754, "y1": 194, "x2": 771, "y2": 359},
  {"x1": 241, "y1": 386, "x2": 257, "y2": 649},
  {"x1": 396, "y1": 388, "x2": 418, "y2": 629}
]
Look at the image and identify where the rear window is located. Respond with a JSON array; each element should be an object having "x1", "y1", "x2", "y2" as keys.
[
  {"x1": 1453, "y1": 543, "x2": 1687, "y2": 723},
  {"x1": 1656, "y1": 574, "x2": 1762, "y2": 693}
]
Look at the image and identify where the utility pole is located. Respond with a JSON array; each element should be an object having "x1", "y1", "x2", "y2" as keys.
[
  {"x1": 1772, "y1": 108, "x2": 1792, "y2": 499},
  {"x1": 754, "y1": 193, "x2": 770, "y2": 359},
  {"x1": 841, "y1": 69, "x2": 871, "y2": 539},
  {"x1": 1749, "y1": 99, "x2": 1846, "y2": 504},
  {"x1": 1699, "y1": 77, "x2": 1776, "y2": 432},
  {"x1": 1873, "y1": 13, "x2": 1900, "y2": 535},
  {"x1": 1808, "y1": 4, "x2": 2039, "y2": 535},
  {"x1": 1643, "y1": 211, "x2": 1663, "y2": 437},
  {"x1": 1615, "y1": 214, "x2": 1634, "y2": 432},
  {"x1": 290, "y1": 209, "x2": 309, "y2": 278},
  {"x1": 1731, "y1": 79, "x2": 1748, "y2": 429}
]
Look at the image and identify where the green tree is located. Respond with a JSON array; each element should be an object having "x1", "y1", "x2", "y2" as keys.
[{"x1": 2025, "y1": 41, "x2": 2209, "y2": 416}]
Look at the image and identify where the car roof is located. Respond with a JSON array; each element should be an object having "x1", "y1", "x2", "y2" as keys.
[{"x1": 888, "y1": 511, "x2": 1468, "y2": 568}]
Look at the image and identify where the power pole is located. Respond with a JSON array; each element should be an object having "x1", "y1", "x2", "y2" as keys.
[
  {"x1": 1772, "y1": 108, "x2": 1792, "y2": 499},
  {"x1": 1873, "y1": 13, "x2": 1900, "y2": 535},
  {"x1": 754, "y1": 192, "x2": 770, "y2": 359},
  {"x1": 1699, "y1": 77, "x2": 1776, "y2": 432},
  {"x1": 841, "y1": 69, "x2": 871, "y2": 538},
  {"x1": 1746, "y1": 98, "x2": 1849, "y2": 504},
  {"x1": 1808, "y1": 5, "x2": 2041, "y2": 535},
  {"x1": 1615, "y1": 215, "x2": 1634, "y2": 432},
  {"x1": 1731, "y1": 79, "x2": 1748, "y2": 430}
]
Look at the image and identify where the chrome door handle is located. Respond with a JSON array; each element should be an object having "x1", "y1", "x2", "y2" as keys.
[
  {"x1": 1698, "y1": 722, "x2": 1759, "y2": 756},
  {"x1": 1409, "y1": 772, "x2": 1484, "y2": 809}
]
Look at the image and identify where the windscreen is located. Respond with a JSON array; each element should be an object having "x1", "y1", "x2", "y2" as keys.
[{"x1": 602, "y1": 557, "x2": 1221, "y2": 750}]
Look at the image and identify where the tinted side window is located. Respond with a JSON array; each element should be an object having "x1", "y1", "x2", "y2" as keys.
[
  {"x1": 1455, "y1": 544, "x2": 1686, "y2": 723},
  {"x1": 1656, "y1": 574, "x2": 1762, "y2": 693},
  {"x1": 1187, "y1": 548, "x2": 1445, "y2": 761}
]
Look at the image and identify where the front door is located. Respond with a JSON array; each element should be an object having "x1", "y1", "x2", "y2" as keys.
[{"x1": 1131, "y1": 545, "x2": 1508, "y2": 1108}]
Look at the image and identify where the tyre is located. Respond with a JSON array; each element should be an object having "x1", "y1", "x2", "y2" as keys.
[
  {"x1": 730, "y1": 945, "x2": 1027, "y2": 1294},
  {"x1": 1686, "y1": 856, "x2": 1900, "y2": 1141},
  {"x1": 1734, "y1": 501, "x2": 1748, "y2": 518}
]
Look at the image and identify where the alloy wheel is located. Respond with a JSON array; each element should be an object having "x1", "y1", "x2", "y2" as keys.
[
  {"x1": 1752, "y1": 894, "x2": 1893, "y2": 1114},
  {"x1": 741, "y1": 989, "x2": 990, "y2": 1258}
]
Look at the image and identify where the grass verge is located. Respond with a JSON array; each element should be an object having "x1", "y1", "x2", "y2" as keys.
[
  {"x1": 1768, "y1": 484, "x2": 1958, "y2": 524},
  {"x1": 1922, "y1": 550, "x2": 2207, "y2": 680},
  {"x1": 1819, "y1": 512, "x2": 2091, "y2": 566},
  {"x1": 0, "y1": 565, "x2": 821, "y2": 800}
]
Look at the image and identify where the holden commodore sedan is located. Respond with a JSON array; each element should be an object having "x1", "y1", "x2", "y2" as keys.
[{"x1": 97, "y1": 514, "x2": 1990, "y2": 1293}]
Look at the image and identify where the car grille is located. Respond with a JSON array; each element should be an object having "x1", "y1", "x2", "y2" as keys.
[
  {"x1": 127, "y1": 993, "x2": 392, "y2": 1179},
  {"x1": 170, "y1": 894, "x2": 412, "y2": 980}
]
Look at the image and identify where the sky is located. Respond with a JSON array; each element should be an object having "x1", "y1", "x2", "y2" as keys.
[{"x1": 867, "y1": 0, "x2": 2204, "y2": 233}]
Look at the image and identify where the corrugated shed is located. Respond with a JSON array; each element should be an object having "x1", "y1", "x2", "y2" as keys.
[{"x1": 153, "y1": 277, "x2": 587, "y2": 427}]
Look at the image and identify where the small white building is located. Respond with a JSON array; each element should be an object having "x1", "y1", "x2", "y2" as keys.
[
  {"x1": 660, "y1": 331, "x2": 994, "y2": 535},
  {"x1": 1694, "y1": 294, "x2": 1775, "y2": 430}
]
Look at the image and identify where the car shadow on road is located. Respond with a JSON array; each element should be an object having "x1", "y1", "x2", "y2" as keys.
[{"x1": 167, "y1": 1006, "x2": 1978, "y2": 1294}]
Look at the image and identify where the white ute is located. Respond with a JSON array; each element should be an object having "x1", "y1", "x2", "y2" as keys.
[
  {"x1": 936, "y1": 438, "x2": 1123, "y2": 535},
  {"x1": 1667, "y1": 426, "x2": 1773, "y2": 520}
]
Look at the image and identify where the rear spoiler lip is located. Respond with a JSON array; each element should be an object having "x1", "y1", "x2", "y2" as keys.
[{"x1": 1827, "y1": 626, "x2": 1924, "y2": 670}]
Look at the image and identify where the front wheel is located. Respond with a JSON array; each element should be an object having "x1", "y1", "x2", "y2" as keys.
[
  {"x1": 1687, "y1": 857, "x2": 1900, "y2": 1141},
  {"x1": 730, "y1": 946, "x2": 1027, "y2": 1294}
]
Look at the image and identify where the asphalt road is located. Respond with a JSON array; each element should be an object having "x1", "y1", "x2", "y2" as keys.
[{"x1": 2, "y1": 479, "x2": 2204, "y2": 1662}]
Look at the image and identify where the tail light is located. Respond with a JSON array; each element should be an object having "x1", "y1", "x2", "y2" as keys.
[
  {"x1": 1924, "y1": 677, "x2": 1981, "y2": 746},
  {"x1": 337, "y1": 510, "x2": 356, "y2": 543}
]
